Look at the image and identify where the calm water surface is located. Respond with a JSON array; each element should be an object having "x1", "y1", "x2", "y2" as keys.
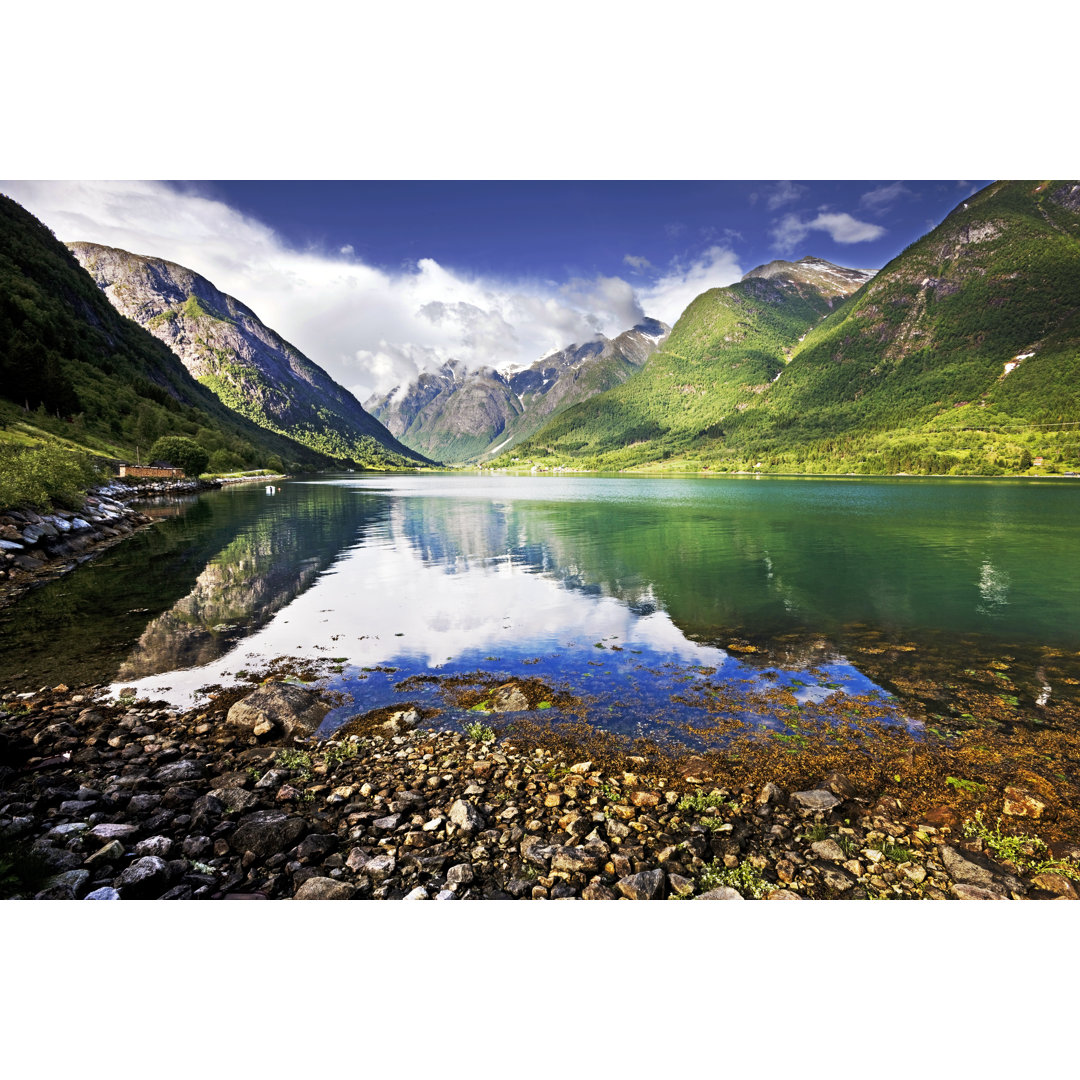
[{"x1": 3, "y1": 474, "x2": 1078, "y2": 744}]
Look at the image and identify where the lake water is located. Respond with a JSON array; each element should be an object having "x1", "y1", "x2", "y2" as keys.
[{"x1": 3, "y1": 473, "x2": 1079, "y2": 747}]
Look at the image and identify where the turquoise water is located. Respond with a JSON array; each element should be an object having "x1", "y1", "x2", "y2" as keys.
[{"x1": 2, "y1": 474, "x2": 1078, "y2": 743}]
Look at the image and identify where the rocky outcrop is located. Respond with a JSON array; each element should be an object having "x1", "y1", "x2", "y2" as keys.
[{"x1": 68, "y1": 243, "x2": 427, "y2": 469}]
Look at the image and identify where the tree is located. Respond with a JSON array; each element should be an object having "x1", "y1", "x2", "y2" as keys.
[{"x1": 148, "y1": 436, "x2": 209, "y2": 477}]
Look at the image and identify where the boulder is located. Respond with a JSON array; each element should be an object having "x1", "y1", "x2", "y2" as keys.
[
  {"x1": 114, "y1": 856, "x2": 170, "y2": 898},
  {"x1": 228, "y1": 810, "x2": 307, "y2": 858},
  {"x1": 226, "y1": 683, "x2": 329, "y2": 740}
]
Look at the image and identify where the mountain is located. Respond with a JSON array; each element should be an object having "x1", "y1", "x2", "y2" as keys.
[
  {"x1": 499, "y1": 182, "x2": 1080, "y2": 476},
  {"x1": 68, "y1": 243, "x2": 429, "y2": 469},
  {"x1": 365, "y1": 318, "x2": 669, "y2": 462},
  {"x1": 499, "y1": 258, "x2": 870, "y2": 468},
  {"x1": 0, "y1": 194, "x2": 341, "y2": 474}
]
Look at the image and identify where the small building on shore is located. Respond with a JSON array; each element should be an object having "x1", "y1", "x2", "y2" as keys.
[{"x1": 118, "y1": 464, "x2": 185, "y2": 479}]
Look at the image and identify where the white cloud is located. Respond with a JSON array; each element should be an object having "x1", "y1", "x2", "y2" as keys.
[
  {"x1": 770, "y1": 211, "x2": 885, "y2": 253},
  {"x1": 623, "y1": 253, "x2": 652, "y2": 271},
  {"x1": 0, "y1": 180, "x2": 657, "y2": 399},
  {"x1": 859, "y1": 181, "x2": 913, "y2": 212},
  {"x1": 764, "y1": 180, "x2": 808, "y2": 210},
  {"x1": 638, "y1": 246, "x2": 743, "y2": 325}
]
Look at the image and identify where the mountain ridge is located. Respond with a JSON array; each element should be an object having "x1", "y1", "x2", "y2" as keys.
[
  {"x1": 365, "y1": 317, "x2": 669, "y2": 462},
  {"x1": 68, "y1": 242, "x2": 429, "y2": 469}
]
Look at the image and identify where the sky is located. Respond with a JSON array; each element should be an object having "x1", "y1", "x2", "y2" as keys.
[{"x1": 0, "y1": 179, "x2": 985, "y2": 402}]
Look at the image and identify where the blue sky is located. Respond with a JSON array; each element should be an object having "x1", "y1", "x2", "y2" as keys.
[
  {"x1": 199, "y1": 179, "x2": 981, "y2": 281},
  {"x1": 2, "y1": 179, "x2": 986, "y2": 400}
]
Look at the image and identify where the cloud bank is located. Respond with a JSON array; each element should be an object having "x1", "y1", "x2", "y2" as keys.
[{"x1": 0, "y1": 181, "x2": 745, "y2": 399}]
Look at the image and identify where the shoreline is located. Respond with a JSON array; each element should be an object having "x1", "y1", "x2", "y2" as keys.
[
  {"x1": 2, "y1": 677, "x2": 1076, "y2": 900},
  {"x1": 0, "y1": 477, "x2": 221, "y2": 610}
]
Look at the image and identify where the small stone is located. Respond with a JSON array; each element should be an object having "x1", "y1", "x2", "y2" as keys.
[
  {"x1": 616, "y1": 869, "x2": 666, "y2": 900},
  {"x1": 940, "y1": 845, "x2": 1025, "y2": 896},
  {"x1": 668, "y1": 873, "x2": 695, "y2": 897},
  {"x1": 447, "y1": 863, "x2": 475, "y2": 885},
  {"x1": 435, "y1": 890, "x2": 456, "y2": 900},
  {"x1": 1030, "y1": 872, "x2": 1079, "y2": 899},
  {"x1": 902, "y1": 863, "x2": 927, "y2": 884},
  {"x1": 115, "y1": 856, "x2": 169, "y2": 898},
  {"x1": 153, "y1": 759, "x2": 203, "y2": 783},
  {"x1": 84, "y1": 887, "x2": 121, "y2": 900},
  {"x1": 1003, "y1": 786, "x2": 1048, "y2": 820},
  {"x1": 403, "y1": 886, "x2": 430, "y2": 900},
  {"x1": 811, "y1": 839, "x2": 847, "y2": 862},
  {"x1": 821, "y1": 771, "x2": 857, "y2": 799},
  {"x1": 364, "y1": 854, "x2": 396, "y2": 881},
  {"x1": 581, "y1": 882, "x2": 617, "y2": 900},
  {"x1": 449, "y1": 799, "x2": 484, "y2": 832},
  {"x1": 88, "y1": 823, "x2": 138, "y2": 844},
  {"x1": 294, "y1": 877, "x2": 355, "y2": 900},
  {"x1": 630, "y1": 791, "x2": 660, "y2": 808},
  {"x1": 791, "y1": 789, "x2": 841, "y2": 812},
  {"x1": 696, "y1": 887, "x2": 744, "y2": 900},
  {"x1": 568, "y1": 762, "x2": 592, "y2": 774},
  {"x1": 767, "y1": 889, "x2": 802, "y2": 900},
  {"x1": 85, "y1": 839, "x2": 125, "y2": 865},
  {"x1": 757, "y1": 782, "x2": 784, "y2": 805},
  {"x1": 950, "y1": 882, "x2": 1006, "y2": 900},
  {"x1": 134, "y1": 836, "x2": 172, "y2": 859}
]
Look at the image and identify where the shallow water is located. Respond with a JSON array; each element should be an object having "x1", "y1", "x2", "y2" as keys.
[{"x1": 3, "y1": 473, "x2": 1078, "y2": 743}]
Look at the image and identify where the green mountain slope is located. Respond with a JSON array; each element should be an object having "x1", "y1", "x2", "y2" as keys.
[
  {"x1": 503, "y1": 183, "x2": 1080, "y2": 476},
  {"x1": 69, "y1": 243, "x2": 430, "y2": 469},
  {"x1": 500, "y1": 258, "x2": 870, "y2": 469},
  {"x1": 0, "y1": 193, "x2": 340, "y2": 473}
]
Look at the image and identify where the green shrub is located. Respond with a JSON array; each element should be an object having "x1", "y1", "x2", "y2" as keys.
[
  {"x1": 0, "y1": 442, "x2": 102, "y2": 510},
  {"x1": 148, "y1": 436, "x2": 209, "y2": 476}
]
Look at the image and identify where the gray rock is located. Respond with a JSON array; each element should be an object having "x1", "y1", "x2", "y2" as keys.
[
  {"x1": 255, "y1": 768, "x2": 290, "y2": 789},
  {"x1": 84, "y1": 887, "x2": 121, "y2": 900},
  {"x1": 228, "y1": 810, "x2": 307, "y2": 858},
  {"x1": 791, "y1": 789, "x2": 841, "y2": 812},
  {"x1": 668, "y1": 873, "x2": 696, "y2": 898},
  {"x1": 446, "y1": 862, "x2": 475, "y2": 885},
  {"x1": 364, "y1": 854, "x2": 396, "y2": 881},
  {"x1": 153, "y1": 759, "x2": 203, "y2": 783},
  {"x1": 403, "y1": 886, "x2": 430, "y2": 900},
  {"x1": 133, "y1": 835, "x2": 173, "y2": 858},
  {"x1": 489, "y1": 683, "x2": 530, "y2": 712},
  {"x1": 550, "y1": 846, "x2": 601, "y2": 874},
  {"x1": 767, "y1": 890, "x2": 802, "y2": 900},
  {"x1": 226, "y1": 682, "x2": 329, "y2": 740},
  {"x1": 88, "y1": 823, "x2": 139, "y2": 844},
  {"x1": 449, "y1": 799, "x2": 484, "y2": 832},
  {"x1": 210, "y1": 787, "x2": 258, "y2": 813},
  {"x1": 616, "y1": 869, "x2": 666, "y2": 900},
  {"x1": 581, "y1": 882, "x2": 617, "y2": 900},
  {"x1": 696, "y1": 887, "x2": 744, "y2": 900},
  {"x1": 757, "y1": 782, "x2": 784, "y2": 805},
  {"x1": 940, "y1": 845, "x2": 1026, "y2": 896},
  {"x1": 35, "y1": 869, "x2": 91, "y2": 900},
  {"x1": 373, "y1": 813, "x2": 402, "y2": 831},
  {"x1": 294, "y1": 877, "x2": 355, "y2": 900},
  {"x1": 811, "y1": 839, "x2": 847, "y2": 862},
  {"x1": 950, "y1": 882, "x2": 1007, "y2": 900},
  {"x1": 434, "y1": 890, "x2": 456, "y2": 900},
  {"x1": 115, "y1": 856, "x2": 169, "y2": 897},
  {"x1": 821, "y1": 771, "x2": 857, "y2": 799},
  {"x1": 820, "y1": 868, "x2": 856, "y2": 893}
]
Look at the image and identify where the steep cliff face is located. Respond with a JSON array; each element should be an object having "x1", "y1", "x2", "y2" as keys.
[
  {"x1": 69, "y1": 243, "x2": 430, "y2": 468},
  {"x1": 366, "y1": 319, "x2": 669, "y2": 462}
]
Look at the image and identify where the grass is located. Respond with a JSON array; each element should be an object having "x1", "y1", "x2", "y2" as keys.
[
  {"x1": 698, "y1": 859, "x2": 769, "y2": 898},
  {"x1": 464, "y1": 720, "x2": 496, "y2": 744},
  {"x1": 962, "y1": 811, "x2": 1080, "y2": 881},
  {"x1": 274, "y1": 748, "x2": 314, "y2": 781},
  {"x1": 677, "y1": 790, "x2": 735, "y2": 814}
]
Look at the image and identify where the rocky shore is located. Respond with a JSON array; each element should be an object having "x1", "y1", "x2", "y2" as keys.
[
  {"x1": 0, "y1": 478, "x2": 218, "y2": 608},
  {"x1": 2, "y1": 679, "x2": 1077, "y2": 900}
]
